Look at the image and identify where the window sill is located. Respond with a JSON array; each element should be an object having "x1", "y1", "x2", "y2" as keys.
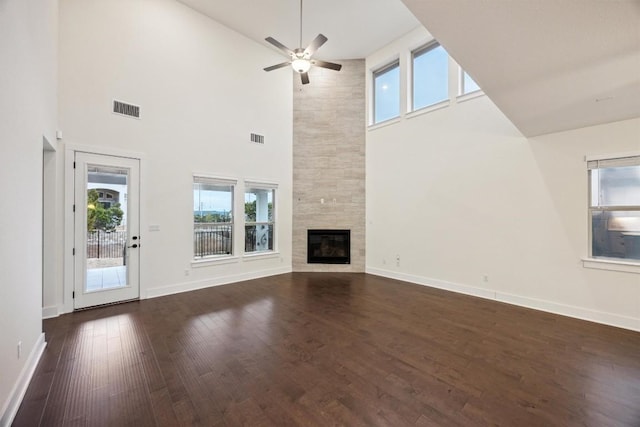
[
  {"x1": 368, "y1": 117, "x2": 401, "y2": 131},
  {"x1": 406, "y1": 99, "x2": 451, "y2": 120},
  {"x1": 242, "y1": 251, "x2": 280, "y2": 262},
  {"x1": 456, "y1": 90, "x2": 485, "y2": 103},
  {"x1": 191, "y1": 256, "x2": 239, "y2": 268},
  {"x1": 581, "y1": 258, "x2": 640, "y2": 274}
]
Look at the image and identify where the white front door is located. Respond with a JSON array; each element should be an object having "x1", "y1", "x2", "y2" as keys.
[{"x1": 73, "y1": 152, "x2": 140, "y2": 309}]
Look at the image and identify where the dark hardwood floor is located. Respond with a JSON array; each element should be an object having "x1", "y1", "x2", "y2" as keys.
[{"x1": 13, "y1": 273, "x2": 640, "y2": 426}]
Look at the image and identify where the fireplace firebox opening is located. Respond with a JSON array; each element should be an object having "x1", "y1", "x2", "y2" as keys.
[{"x1": 307, "y1": 229, "x2": 351, "y2": 264}]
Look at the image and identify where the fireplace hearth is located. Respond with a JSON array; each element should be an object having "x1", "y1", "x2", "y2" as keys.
[{"x1": 307, "y1": 229, "x2": 350, "y2": 264}]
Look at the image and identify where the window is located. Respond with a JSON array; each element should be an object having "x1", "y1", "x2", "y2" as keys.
[
  {"x1": 244, "y1": 183, "x2": 276, "y2": 253},
  {"x1": 588, "y1": 155, "x2": 640, "y2": 262},
  {"x1": 373, "y1": 61, "x2": 400, "y2": 124},
  {"x1": 460, "y1": 69, "x2": 481, "y2": 95},
  {"x1": 412, "y1": 43, "x2": 448, "y2": 110},
  {"x1": 193, "y1": 176, "x2": 235, "y2": 258}
]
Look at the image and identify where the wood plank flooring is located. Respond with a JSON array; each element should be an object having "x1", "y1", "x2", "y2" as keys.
[{"x1": 13, "y1": 273, "x2": 640, "y2": 426}]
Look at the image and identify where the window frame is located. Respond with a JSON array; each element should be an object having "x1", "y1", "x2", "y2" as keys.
[
  {"x1": 459, "y1": 68, "x2": 482, "y2": 96},
  {"x1": 243, "y1": 181, "x2": 278, "y2": 256},
  {"x1": 584, "y1": 154, "x2": 640, "y2": 272},
  {"x1": 192, "y1": 175, "x2": 236, "y2": 261},
  {"x1": 372, "y1": 60, "x2": 401, "y2": 125},
  {"x1": 411, "y1": 41, "x2": 449, "y2": 112}
]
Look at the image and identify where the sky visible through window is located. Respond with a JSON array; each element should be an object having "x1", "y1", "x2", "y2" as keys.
[
  {"x1": 374, "y1": 64, "x2": 400, "y2": 123},
  {"x1": 413, "y1": 45, "x2": 448, "y2": 110},
  {"x1": 194, "y1": 184, "x2": 232, "y2": 215},
  {"x1": 463, "y1": 71, "x2": 481, "y2": 94}
]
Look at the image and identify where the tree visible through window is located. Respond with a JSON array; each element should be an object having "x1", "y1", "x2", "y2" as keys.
[
  {"x1": 87, "y1": 189, "x2": 123, "y2": 232},
  {"x1": 245, "y1": 185, "x2": 275, "y2": 253}
]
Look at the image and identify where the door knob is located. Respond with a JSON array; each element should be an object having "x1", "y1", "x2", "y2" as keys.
[{"x1": 128, "y1": 243, "x2": 138, "y2": 249}]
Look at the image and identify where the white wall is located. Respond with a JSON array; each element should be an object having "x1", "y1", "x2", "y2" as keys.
[
  {"x1": 49, "y1": 0, "x2": 293, "y2": 314},
  {"x1": 366, "y1": 28, "x2": 640, "y2": 331},
  {"x1": 0, "y1": 0, "x2": 58, "y2": 423}
]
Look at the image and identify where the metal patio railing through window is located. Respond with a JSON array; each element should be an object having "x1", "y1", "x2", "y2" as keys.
[
  {"x1": 194, "y1": 223, "x2": 233, "y2": 258},
  {"x1": 86, "y1": 229, "x2": 127, "y2": 259}
]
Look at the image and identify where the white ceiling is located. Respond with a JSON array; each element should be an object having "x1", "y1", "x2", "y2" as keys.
[
  {"x1": 401, "y1": 0, "x2": 640, "y2": 137},
  {"x1": 177, "y1": 0, "x2": 420, "y2": 60},
  {"x1": 178, "y1": 0, "x2": 640, "y2": 138}
]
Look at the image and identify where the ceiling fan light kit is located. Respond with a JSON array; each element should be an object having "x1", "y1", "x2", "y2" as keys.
[
  {"x1": 291, "y1": 58, "x2": 311, "y2": 74},
  {"x1": 263, "y1": 0, "x2": 342, "y2": 84}
]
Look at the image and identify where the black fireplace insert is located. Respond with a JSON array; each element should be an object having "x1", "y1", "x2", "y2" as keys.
[{"x1": 307, "y1": 229, "x2": 351, "y2": 264}]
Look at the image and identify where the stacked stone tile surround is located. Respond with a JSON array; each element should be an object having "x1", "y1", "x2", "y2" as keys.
[{"x1": 292, "y1": 59, "x2": 366, "y2": 272}]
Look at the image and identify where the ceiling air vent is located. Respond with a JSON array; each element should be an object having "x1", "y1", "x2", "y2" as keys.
[
  {"x1": 250, "y1": 133, "x2": 265, "y2": 144},
  {"x1": 113, "y1": 100, "x2": 140, "y2": 119}
]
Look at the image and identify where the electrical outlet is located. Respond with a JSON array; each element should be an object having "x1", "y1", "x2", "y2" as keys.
[
  {"x1": 17, "y1": 341, "x2": 22, "y2": 359},
  {"x1": 396, "y1": 255, "x2": 400, "y2": 267},
  {"x1": 184, "y1": 269, "x2": 190, "y2": 276},
  {"x1": 482, "y1": 275, "x2": 489, "y2": 283}
]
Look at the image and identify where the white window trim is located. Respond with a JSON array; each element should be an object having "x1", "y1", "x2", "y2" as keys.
[
  {"x1": 191, "y1": 255, "x2": 240, "y2": 268},
  {"x1": 245, "y1": 180, "x2": 279, "y2": 190},
  {"x1": 406, "y1": 99, "x2": 450, "y2": 119},
  {"x1": 583, "y1": 153, "x2": 640, "y2": 273},
  {"x1": 581, "y1": 258, "x2": 640, "y2": 274},
  {"x1": 372, "y1": 60, "x2": 401, "y2": 125},
  {"x1": 193, "y1": 174, "x2": 237, "y2": 260},
  {"x1": 367, "y1": 116, "x2": 402, "y2": 131},
  {"x1": 242, "y1": 251, "x2": 281, "y2": 261},
  {"x1": 244, "y1": 181, "x2": 277, "y2": 255},
  {"x1": 458, "y1": 67, "x2": 483, "y2": 97},
  {"x1": 585, "y1": 151, "x2": 640, "y2": 162},
  {"x1": 193, "y1": 174, "x2": 237, "y2": 186},
  {"x1": 456, "y1": 90, "x2": 485, "y2": 104},
  {"x1": 411, "y1": 41, "x2": 448, "y2": 112}
]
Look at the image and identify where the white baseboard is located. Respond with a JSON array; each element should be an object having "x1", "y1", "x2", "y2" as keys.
[
  {"x1": 42, "y1": 305, "x2": 58, "y2": 319},
  {"x1": 145, "y1": 266, "x2": 292, "y2": 299},
  {"x1": 366, "y1": 267, "x2": 640, "y2": 332},
  {"x1": 0, "y1": 333, "x2": 46, "y2": 427}
]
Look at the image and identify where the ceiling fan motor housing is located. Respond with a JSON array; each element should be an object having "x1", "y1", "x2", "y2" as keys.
[{"x1": 263, "y1": 34, "x2": 341, "y2": 84}]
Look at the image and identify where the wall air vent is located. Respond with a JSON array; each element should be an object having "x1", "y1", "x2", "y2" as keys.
[
  {"x1": 250, "y1": 133, "x2": 265, "y2": 144},
  {"x1": 113, "y1": 100, "x2": 140, "y2": 119}
]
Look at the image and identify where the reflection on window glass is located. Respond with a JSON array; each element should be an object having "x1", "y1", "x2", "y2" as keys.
[
  {"x1": 193, "y1": 179, "x2": 233, "y2": 258},
  {"x1": 589, "y1": 162, "x2": 640, "y2": 261},
  {"x1": 590, "y1": 166, "x2": 640, "y2": 207},
  {"x1": 374, "y1": 62, "x2": 400, "y2": 124},
  {"x1": 413, "y1": 44, "x2": 448, "y2": 110},
  {"x1": 462, "y1": 70, "x2": 481, "y2": 94},
  {"x1": 591, "y1": 210, "x2": 640, "y2": 261}
]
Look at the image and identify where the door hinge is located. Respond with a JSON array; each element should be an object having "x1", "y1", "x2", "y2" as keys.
[
  {"x1": 73, "y1": 248, "x2": 75, "y2": 256},
  {"x1": 72, "y1": 291, "x2": 75, "y2": 299},
  {"x1": 73, "y1": 204, "x2": 75, "y2": 212},
  {"x1": 73, "y1": 161, "x2": 76, "y2": 169}
]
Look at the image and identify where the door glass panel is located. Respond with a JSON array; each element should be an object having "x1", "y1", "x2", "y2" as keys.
[{"x1": 86, "y1": 165, "x2": 129, "y2": 292}]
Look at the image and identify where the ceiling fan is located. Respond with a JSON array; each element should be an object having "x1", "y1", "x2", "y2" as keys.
[{"x1": 263, "y1": 0, "x2": 342, "y2": 85}]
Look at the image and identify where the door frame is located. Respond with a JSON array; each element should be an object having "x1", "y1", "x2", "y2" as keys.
[
  {"x1": 64, "y1": 144, "x2": 145, "y2": 314},
  {"x1": 42, "y1": 136, "x2": 58, "y2": 319}
]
